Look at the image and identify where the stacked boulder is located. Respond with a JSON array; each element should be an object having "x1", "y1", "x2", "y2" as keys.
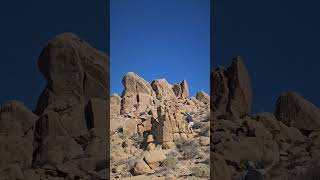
[
  {"x1": 111, "y1": 72, "x2": 210, "y2": 150},
  {"x1": 211, "y1": 56, "x2": 320, "y2": 180},
  {"x1": 110, "y1": 72, "x2": 210, "y2": 178}
]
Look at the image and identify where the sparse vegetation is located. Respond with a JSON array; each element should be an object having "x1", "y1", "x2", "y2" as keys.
[
  {"x1": 162, "y1": 156, "x2": 178, "y2": 170},
  {"x1": 190, "y1": 164, "x2": 210, "y2": 178},
  {"x1": 176, "y1": 139, "x2": 200, "y2": 160},
  {"x1": 130, "y1": 133, "x2": 144, "y2": 148}
]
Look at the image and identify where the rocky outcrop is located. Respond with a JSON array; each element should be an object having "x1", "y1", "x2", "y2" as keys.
[
  {"x1": 196, "y1": 91, "x2": 210, "y2": 104},
  {"x1": 151, "y1": 79, "x2": 176, "y2": 101},
  {"x1": 211, "y1": 57, "x2": 320, "y2": 180},
  {"x1": 121, "y1": 72, "x2": 155, "y2": 114},
  {"x1": 172, "y1": 80, "x2": 189, "y2": 99},
  {"x1": 275, "y1": 92, "x2": 320, "y2": 131},
  {"x1": 111, "y1": 72, "x2": 209, "y2": 178},
  {"x1": 0, "y1": 33, "x2": 110, "y2": 179},
  {"x1": 212, "y1": 56, "x2": 252, "y2": 117}
]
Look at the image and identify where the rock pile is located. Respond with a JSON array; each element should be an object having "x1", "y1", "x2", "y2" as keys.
[
  {"x1": 211, "y1": 57, "x2": 320, "y2": 180},
  {"x1": 0, "y1": 33, "x2": 110, "y2": 180},
  {"x1": 110, "y1": 72, "x2": 210, "y2": 179}
]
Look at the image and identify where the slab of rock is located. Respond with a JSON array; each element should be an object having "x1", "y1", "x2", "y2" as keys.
[
  {"x1": 133, "y1": 159, "x2": 152, "y2": 175},
  {"x1": 85, "y1": 98, "x2": 107, "y2": 137},
  {"x1": 144, "y1": 150, "x2": 166, "y2": 164},
  {"x1": 0, "y1": 101, "x2": 38, "y2": 136},
  {"x1": 110, "y1": 93, "x2": 121, "y2": 116},
  {"x1": 226, "y1": 56, "x2": 252, "y2": 117},
  {"x1": 212, "y1": 56, "x2": 252, "y2": 117},
  {"x1": 196, "y1": 91, "x2": 210, "y2": 104},
  {"x1": 217, "y1": 137, "x2": 279, "y2": 168},
  {"x1": 151, "y1": 79, "x2": 176, "y2": 101},
  {"x1": 121, "y1": 72, "x2": 155, "y2": 114},
  {"x1": 275, "y1": 92, "x2": 320, "y2": 131},
  {"x1": 212, "y1": 67, "x2": 230, "y2": 114},
  {"x1": 180, "y1": 80, "x2": 189, "y2": 98},
  {"x1": 33, "y1": 111, "x2": 84, "y2": 166}
]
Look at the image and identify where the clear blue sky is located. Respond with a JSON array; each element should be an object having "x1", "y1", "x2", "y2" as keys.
[
  {"x1": 0, "y1": 1, "x2": 108, "y2": 110},
  {"x1": 213, "y1": 0, "x2": 320, "y2": 113},
  {"x1": 110, "y1": 0, "x2": 210, "y2": 97}
]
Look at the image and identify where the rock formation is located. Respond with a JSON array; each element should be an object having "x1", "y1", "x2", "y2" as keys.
[
  {"x1": 111, "y1": 73, "x2": 210, "y2": 179},
  {"x1": 0, "y1": 33, "x2": 109, "y2": 180},
  {"x1": 212, "y1": 56, "x2": 252, "y2": 118},
  {"x1": 211, "y1": 56, "x2": 320, "y2": 180}
]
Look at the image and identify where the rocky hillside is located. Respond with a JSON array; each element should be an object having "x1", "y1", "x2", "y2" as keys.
[
  {"x1": 110, "y1": 73, "x2": 210, "y2": 179},
  {"x1": 0, "y1": 33, "x2": 110, "y2": 180},
  {"x1": 211, "y1": 56, "x2": 320, "y2": 180}
]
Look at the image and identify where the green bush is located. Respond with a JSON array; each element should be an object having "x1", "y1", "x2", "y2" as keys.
[
  {"x1": 162, "y1": 156, "x2": 178, "y2": 170},
  {"x1": 191, "y1": 164, "x2": 209, "y2": 178}
]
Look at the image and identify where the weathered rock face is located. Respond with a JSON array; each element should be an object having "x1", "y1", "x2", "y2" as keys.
[
  {"x1": 211, "y1": 57, "x2": 320, "y2": 180},
  {"x1": 121, "y1": 72, "x2": 155, "y2": 114},
  {"x1": 0, "y1": 101, "x2": 37, "y2": 169},
  {"x1": 0, "y1": 33, "x2": 109, "y2": 179},
  {"x1": 180, "y1": 80, "x2": 189, "y2": 98},
  {"x1": 110, "y1": 93, "x2": 121, "y2": 116},
  {"x1": 275, "y1": 92, "x2": 320, "y2": 131},
  {"x1": 196, "y1": 91, "x2": 210, "y2": 104},
  {"x1": 212, "y1": 56, "x2": 252, "y2": 117},
  {"x1": 151, "y1": 79, "x2": 176, "y2": 101},
  {"x1": 36, "y1": 33, "x2": 108, "y2": 114},
  {"x1": 33, "y1": 111, "x2": 84, "y2": 166},
  {"x1": 212, "y1": 67, "x2": 230, "y2": 114},
  {"x1": 151, "y1": 106, "x2": 187, "y2": 146}
]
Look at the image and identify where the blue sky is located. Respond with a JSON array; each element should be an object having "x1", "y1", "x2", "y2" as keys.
[
  {"x1": 214, "y1": 0, "x2": 320, "y2": 113},
  {"x1": 0, "y1": 1, "x2": 108, "y2": 110},
  {"x1": 110, "y1": 0, "x2": 210, "y2": 97}
]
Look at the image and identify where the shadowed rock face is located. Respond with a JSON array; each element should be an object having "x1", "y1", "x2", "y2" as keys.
[
  {"x1": 213, "y1": 56, "x2": 252, "y2": 117},
  {"x1": 211, "y1": 57, "x2": 320, "y2": 180},
  {"x1": 275, "y1": 92, "x2": 320, "y2": 131},
  {"x1": 0, "y1": 33, "x2": 110, "y2": 179}
]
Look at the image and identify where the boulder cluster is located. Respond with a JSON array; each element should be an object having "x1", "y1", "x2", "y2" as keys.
[
  {"x1": 110, "y1": 73, "x2": 210, "y2": 179},
  {"x1": 211, "y1": 57, "x2": 320, "y2": 180},
  {"x1": 0, "y1": 33, "x2": 110, "y2": 180}
]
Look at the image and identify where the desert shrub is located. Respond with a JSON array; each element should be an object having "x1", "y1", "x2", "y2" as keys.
[
  {"x1": 176, "y1": 139, "x2": 200, "y2": 160},
  {"x1": 129, "y1": 133, "x2": 144, "y2": 148},
  {"x1": 154, "y1": 167, "x2": 176, "y2": 178},
  {"x1": 191, "y1": 164, "x2": 210, "y2": 178},
  {"x1": 162, "y1": 156, "x2": 178, "y2": 170}
]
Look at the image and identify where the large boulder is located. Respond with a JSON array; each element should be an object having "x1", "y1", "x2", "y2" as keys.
[
  {"x1": 212, "y1": 67, "x2": 230, "y2": 114},
  {"x1": 121, "y1": 72, "x2": 155, "y2": 114},
  {"x1": 33, "y1": 111, "x2": 84, "y2": 166},
  {"x1": 0, "y1": 101, "x2": 37, "y2": 169},
  {"x1": 275, "y1": 92, "x2": 320, "y2": 131},
  {"x1": 0, "y1": 101, "x2": 37, "y2": 137},
  {"x1": 151, "y1": 79, "x2": 176, "y2": 101},
  {"x1": 36, "y1": 33, "x2": 109, "y2": 114},
  {"x1": 217, "y1": 137, "x2": 279, "y2": 168},
  {"x1": 196, "y1": 91, "x2": 210, "y2": 104},
  {"x1": 226, "y1": 56, "x2": 252, "y2": 117},
  {"x1": 35, "y1": 33, "x2": 109, "y2": 138},
  {"x1": 212, "y1": 56, "x2": 252, "y2": 117}
]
